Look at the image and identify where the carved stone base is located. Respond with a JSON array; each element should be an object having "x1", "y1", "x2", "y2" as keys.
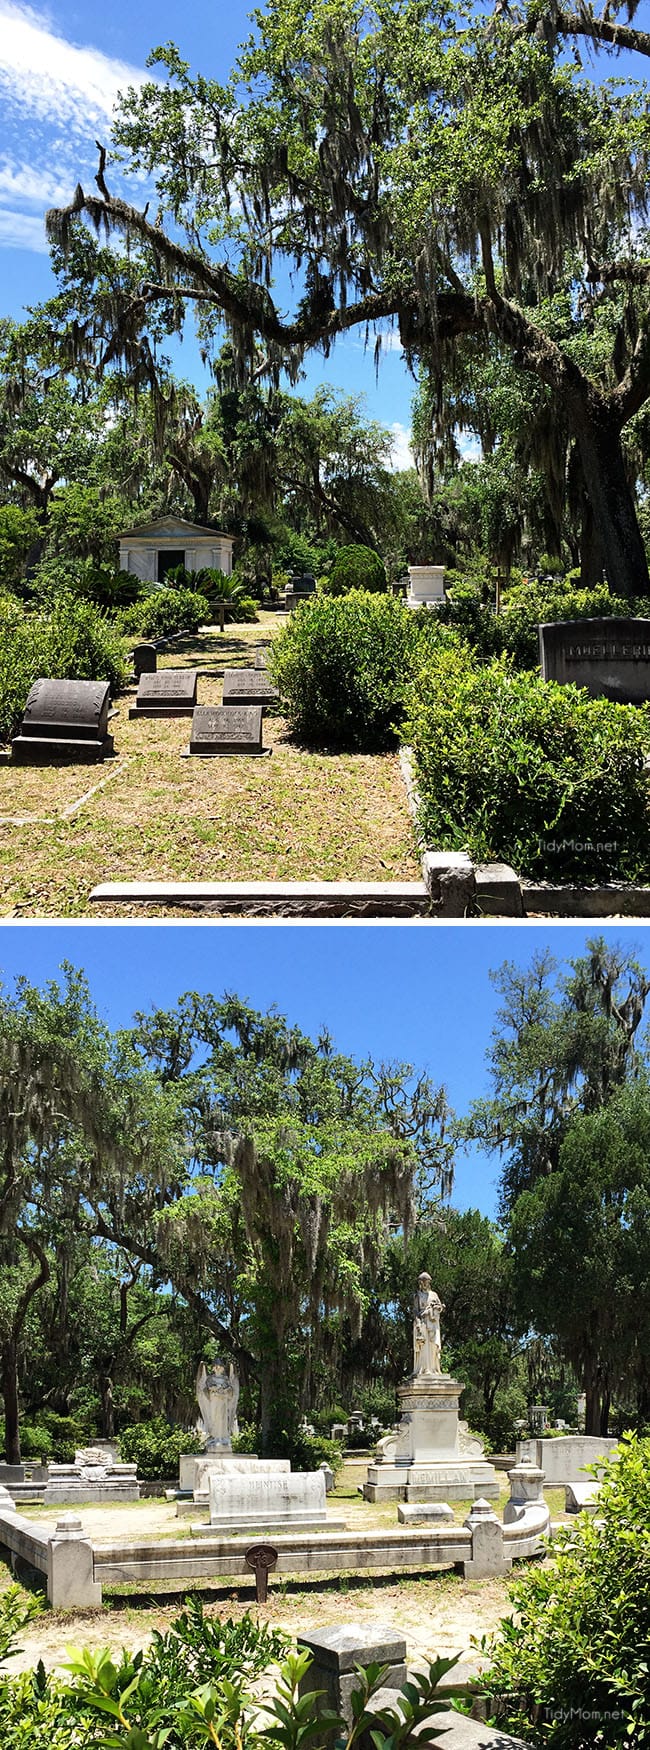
[{"x1": 362, "y1": 1374, "x2": 499, "y2": 1502}]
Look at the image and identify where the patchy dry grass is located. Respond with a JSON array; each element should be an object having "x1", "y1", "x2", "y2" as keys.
[{"x1": 0, "y1": 616, "x2": 418, "y2": 916}]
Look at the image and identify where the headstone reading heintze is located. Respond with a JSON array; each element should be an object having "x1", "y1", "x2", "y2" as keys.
[
  {"x1": 539, "y1": 617, "x2": 650, "y2": 703},
  {"x1": 11, "y1": 679, "x2": 114, "y2": 764},
  {"x1": 129, "y1": 669, "x2": 198, "y2": 718},
  {"x1": 186, "y1": 704, "x2": 267, "y2": 756},
  {"x1": 222, "y1": 669, "x2": 279, "y2": 707}
]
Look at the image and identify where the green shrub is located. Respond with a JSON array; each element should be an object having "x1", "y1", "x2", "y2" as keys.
[
  {"x1": 0, "y1": 595, "x2": 129, "y2": 743},
  {"x1": 270, "y1": 591, "x2": 419, "y2": 749},
  {"x1": 135, "y1": 589, "x2": 205, "y2": 639},
  {"x1": 481, "y1": 1434, "x2": 650, "y2": 1746},
  {"x1": 438, "y1": 578, "x2": 632, "y2": 671},
  {"x1": 326, "y1": 543, "x2": 387, "y2": 595},
  {"x1": 31, "y1": 554, "x2": 141, "y2": 609},
  {"x1": 23, "y1": 1411, "x2": 87, "y2": 1462},
  {"x1": 404, "y1": 642, "x2": 650, "y2": 881},
  {"x1": 16, "y1": 1422, "x2": 51, "y2": 1460},
  {"x1": 118, "y1": 1418, "x2": 202, "y2": 1481},
  {"x1": 0, "y1": 505, "x2": 40, "y2": 592}
]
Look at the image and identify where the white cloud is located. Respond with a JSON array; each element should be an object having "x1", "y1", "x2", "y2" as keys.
[
  {"x1": 457, "y1": 430, "x2": 482, "y2": 462},
  {"x1": 389, "y1": 421, "x2": 414, "y2": 471},
  {"x1": 0, "y1": 0, "x2": 147, "y2": 133},
  {"x1": 0, "y1": 156, "x2": 71, "y2": 207},
  {"x1": 378, "y1": 329, "x2": 403, "y2": 353},
  {"x1": 0, "y1": 206, "x2": 48, "y2": 249}
]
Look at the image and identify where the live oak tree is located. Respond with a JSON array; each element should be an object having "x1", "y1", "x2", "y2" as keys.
[
  {"x1": 470, "y1": 938, "x2": 650, "y2": 1432},
  {"x1": 47, "y1": 0, "x2": 650, "y2": 595}
]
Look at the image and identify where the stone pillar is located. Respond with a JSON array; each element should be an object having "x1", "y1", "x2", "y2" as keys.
[
  {"x1": 462, "y1": 1499, "x2": 512, "y2": 1578},
  {"x1": 504, "y1": 1461, "x2": 546, "y2": 1523},
  {"x1": 297, "y1": 1625, "x2": 407, "y2": 1726},
  {"x1": 47, "y1": 1514, "x2": 103, "y2": 1609}
]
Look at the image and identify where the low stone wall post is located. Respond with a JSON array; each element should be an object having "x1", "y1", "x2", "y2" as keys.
[
  {"x1": 47, "y1": 1514, "x2": 103, "y2": 1609},
  {"x1": 462, "y1": 1499, "x2": 513, "y2": 1577},
  {"x1": 297, "y1": 1625, "x2": 407, "y2": 1726}
]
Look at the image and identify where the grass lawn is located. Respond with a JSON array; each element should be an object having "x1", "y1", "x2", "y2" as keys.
[{"x1": 0, "y1": 615, "x2": 418, "y2": 917}]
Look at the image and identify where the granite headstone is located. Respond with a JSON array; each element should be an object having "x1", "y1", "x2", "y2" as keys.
[
  {"x1": 130, "y1": 669, "x2": 198, "y2": 718},
  {"x1": 133, "y1": 642, "x2": 157, "y2": 678},
  {"x1": 539, "y1": 617, "x2": 650, "y2": 703},
  {"x1": 186, "y1": 704, "x2": 266, "y2": 756},
  {"x1": 11, "y1": 678, "x2": 113, "y2": 764},
  {"x1": 222, "y1": 669, "x2": 279, "y2": 707}
]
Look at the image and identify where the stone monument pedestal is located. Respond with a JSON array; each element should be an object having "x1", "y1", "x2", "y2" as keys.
[
  {"x1": 176, "y1": 1451, "x2": 291, "y2": 1514},
  {"x1": 363, "y1": 1376, "x2": 499, "y2": 1502},
  {"x1": 406, "y1": 565, "x2": 445, "y2": 610}
]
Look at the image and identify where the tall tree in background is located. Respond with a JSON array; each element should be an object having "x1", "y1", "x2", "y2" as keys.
[
  {"x1": 48, "y1": 0, "x2": 650, "y2": 594},
  {"x1": 470, "y1": 939, "x2": 650, "y2": 1432}
]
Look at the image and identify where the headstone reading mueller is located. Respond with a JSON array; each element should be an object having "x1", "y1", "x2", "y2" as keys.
[
  {"x1": 185, "y1": 704, "x2": 267, "y2": 757},
  {"x1": 130, "y1": 669, "x2": 198, "y2": 718},
  {"x1": 11, "y1": 679, "x2": 114, "y2": 764},
  {"x1": 222, "y1": 669, "x2": 279, "y2": 707},
  {"x1": 539, "y1": 617, "x2": 650, "y2": 703}
]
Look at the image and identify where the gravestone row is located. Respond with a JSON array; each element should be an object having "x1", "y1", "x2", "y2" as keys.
[{"x1": 10, "y1": 661, "x2": 277, "y2": 763}]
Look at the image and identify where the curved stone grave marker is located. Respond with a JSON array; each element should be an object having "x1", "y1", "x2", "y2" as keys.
[
  {"x1": 184, "y1": 704, "x2": 269, "y2": 757},
  {"x1": 11, "y1": 679, "x2": 114, "y2": 764},
  {"x1": 130, "y1": 669, "x2": 198, "y2": 719},
  {"x1": 133, "y1": 643, "x2": 157, "y2": 679},
  {"x1": 539, "y1": 616, "x2": 650, "y2": 703},
  {"x1": 222, "y1": 669, "x2": 279, "y2": 708},
  {"x1": 244, "y1": 1541, "x2": 278, "y2": 1603}
]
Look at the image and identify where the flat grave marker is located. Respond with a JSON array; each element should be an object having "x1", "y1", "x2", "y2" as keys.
[
  {"x1": 222, "y1": 668, "x2": 279, "y2": 707},
  {"x1": 129, "y1": 669, "x2": 198, "y2": 719},
  {"x1": 539, "y1": 617, "x2": 650, "y2": 703},
  {"x1": 184, "y1": 704, "x2": 269, "y2": 757},
  {"x1": 11, "y1": 678, "x2": 114, "y2": 764}
]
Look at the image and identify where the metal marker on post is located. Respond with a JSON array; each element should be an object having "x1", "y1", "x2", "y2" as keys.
[{"x1": 244, "y1": 1542, "x2": 278, "y2": 1603}]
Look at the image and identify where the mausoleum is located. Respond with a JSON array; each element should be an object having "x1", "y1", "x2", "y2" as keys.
[{"x1": 119, "y1": 517, "x2": 234, "y2": 582}]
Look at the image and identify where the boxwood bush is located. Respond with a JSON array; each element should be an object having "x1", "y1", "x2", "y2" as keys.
[
  {"x1": 438, "y1": 579, "x2": 633, "y2": 671},
  {"x1": 481, "y1": 1434, "x2": 650, "y2": 1747},
  {"x1": 403, "y1": 643, "x2": 650, "y2": 881},
  {"x1": 0, "y1": 594, "x2": 129, "y2": 743},
  {"x1": 326, "y1": 544, "x2": 387, "y2": 594},
  {"x1": 134, "y1": 588, "x2": 205, "y2": 640},
  {"x1": 270, "y1": 590, "x2": 421, "y2": 748}
]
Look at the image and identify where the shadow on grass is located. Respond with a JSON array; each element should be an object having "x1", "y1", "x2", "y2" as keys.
[{"x1": 104, "y1": 1566, "x2": 462, "y2": 1613}]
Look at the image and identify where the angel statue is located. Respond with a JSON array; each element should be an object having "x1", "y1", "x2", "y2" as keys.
[
  {"x1": 412, "y1": 1273, "x2": 444, "y2": 1377},
  {"x1": 195, "y1": 1359, "x2": 240, "y2": 1451}
]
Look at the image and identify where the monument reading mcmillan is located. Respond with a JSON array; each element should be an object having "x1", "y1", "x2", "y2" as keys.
[{"x1": 363, "y1": 1273, "x2": 499, "y2": 1502}]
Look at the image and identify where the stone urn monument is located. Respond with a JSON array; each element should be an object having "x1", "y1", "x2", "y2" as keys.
[{"x1": 363, "y1": 1273, "x2": 499, "y2": 1502}]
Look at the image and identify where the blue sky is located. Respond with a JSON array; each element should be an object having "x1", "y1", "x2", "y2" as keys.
[
  {"x1": 0, "y1": 920, "x2": 647, "y2": 1216},
  {"x1": 0, "y1": 0, "x2": 647, "y2": 467}
]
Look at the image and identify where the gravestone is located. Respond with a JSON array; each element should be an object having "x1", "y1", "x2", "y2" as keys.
[
  {"x1": 290, "y1": 573, "x2": 316, "y2": 595},
  {"x1": 539, "y1": 617, "x2": 650, "y2": 702},
  {"x1": 11, "y1": 679, "x2": 113, "y2": 764},
  {"x1": 129, "y1": 669, "x2": 198, "y2": 718},
  {"x1": 133, "y1": 642, "x2": 157, "y2": 678},
  {"x1": 255, "y1": 648, "x2": 268, "y2": 670},
  {"x1": 185, "y1": 704, "x2": 267, "y2": 757},
  {"x1": 297, "y1": 1626, "x2": 407, "y2": 1727},
  {"x1": 222, "y1": 669, "x2": 279, "y2": 707}
]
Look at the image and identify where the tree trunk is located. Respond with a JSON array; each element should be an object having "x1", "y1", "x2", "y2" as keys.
[
  {"x1": 100, "y1": 1375, "x2": 115, "y2": 1440},
  {"x1": 571, "y1": 398, "x2": 649, "y2": 598},
  {"x1": 1, "y1": 1343, "x2": 21, "y2": 1465},
  {"x1": 579, "y1": 494, "x2": 605, "y2": 589}
]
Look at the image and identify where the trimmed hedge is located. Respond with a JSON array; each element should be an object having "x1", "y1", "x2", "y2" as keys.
[
  {"x1": 438, "y1": 579, "x2": 633, "y2": 671},
  {"x1": 0, "y1": 594, "x2": 129, "y2": 743},
  {"x1": 134, "y1": 589, "x2": 205, "y2": 639},
  {"x1": 403, "y1": 642, "x2": 650, "y2": 881},
  {"x1": 326, "y1": 543, "x2": 387, "y2": 595},
  {"x1": 270, "y1": 590, "x2": 421, "y2": 748}
]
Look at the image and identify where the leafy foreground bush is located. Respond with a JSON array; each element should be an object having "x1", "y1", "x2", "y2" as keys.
[
  {"x1": 0, "y1": 594, "x2": 129, "y2": 743},
  {"x1": 0, "y1": 1587, "x2": 456, "y2": 1750},
  {"x1": 404, "y1": 643, "x2": 650, "y2": 882},
  {"x1": 326, "y1": 544, "x2": 387, "y2": 595},
  {"x1": 270, "y1": 591, "x2": 420, "y2": 748},
  {"x1": 119, "y1": 1419, "x2": 202, "y2": 1481},
  {"x1": 481, "y1": 1434, "x2": 650, "y2": 1748}
]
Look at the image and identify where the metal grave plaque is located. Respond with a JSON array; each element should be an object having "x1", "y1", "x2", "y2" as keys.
[
  {"x1": 11, "y1": 678, "x2": 114, "y2": 765},
  {"x1": 222, "y1": 668, "x2": 279, "y2": 707},
  {"x1": 186, "y1": 704, "x2": 266, "y2": 756},
  {"x1": 130, "y1": 668, "x2": 198, "y2": 718},
  {"x1": 539, "y1": 617, "x2": 650, "y2": 703}
]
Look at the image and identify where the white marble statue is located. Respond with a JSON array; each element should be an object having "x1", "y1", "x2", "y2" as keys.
[
  {"x1": 196, "y1": 1359, "x2": 240, "y2": 1450},
  {"x1": 412, "y1": 1273, "x2": 444, "y2": 1376}
]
